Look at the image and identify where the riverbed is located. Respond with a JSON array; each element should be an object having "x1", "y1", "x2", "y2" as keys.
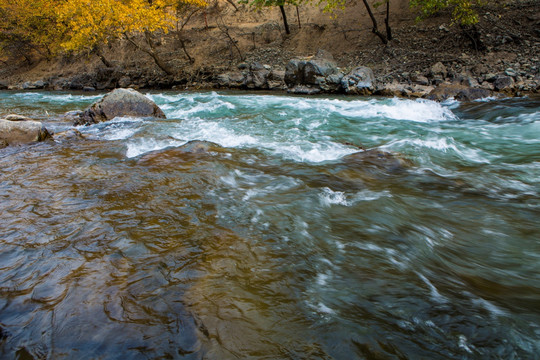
[{"x1": 1, "y1": 91, "x2": 539, "y2": 359}]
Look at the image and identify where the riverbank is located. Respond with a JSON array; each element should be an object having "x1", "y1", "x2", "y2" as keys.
[{"x1": 0, "y1": 0, "x2": 539, "y2": 99}]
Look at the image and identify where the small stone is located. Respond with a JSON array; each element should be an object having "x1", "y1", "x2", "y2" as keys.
[{"x1": 505, "y1": 68, "x2": 517, "y2": 77}]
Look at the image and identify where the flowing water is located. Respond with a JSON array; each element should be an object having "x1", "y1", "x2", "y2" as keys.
[{"x1": 0, "y1": 91, "x2": 539, "y2": 359}]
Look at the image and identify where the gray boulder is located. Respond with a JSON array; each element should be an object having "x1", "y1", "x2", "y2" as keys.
[
  {"x1": 341, "y1": 66, "x2": 376, "y2": 95},
  {"x1": 245, "y1": 62, "x2": 270, "y2": 89},
  {"x1": 285, "y1": 50, "x2": 343, "y2": 94},
  {"x1": 0, "y1": 118, "x2": 51, "y2": 146},
  {"x1": 76, "y1": 88, "x2": 166, "y2": 126},
  {"x1": 217, "y1": 71, "x2": 246, "y2": 88},
  {"x1": 427, "y1": 84, "x2": 493, "y2": 102},
  {"x1": 268, "y1": 70, "x2": 286, "y2": 90},
  {"x1": 22, "y1": 80, "x2": 47, "y2": 90},
  {"x1": 493, "y1": 75, "x2": 515, "y2": 92}
]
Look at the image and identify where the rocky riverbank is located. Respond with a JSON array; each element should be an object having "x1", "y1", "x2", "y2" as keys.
[
  {"x1": 1, "y1": 0, "x2": 539, "y2": 100},
  {"x1": 4, "y1": 47, "x2": 538, "y2": 101}
]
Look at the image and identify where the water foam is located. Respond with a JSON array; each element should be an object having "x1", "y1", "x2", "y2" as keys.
[{"x1": 125, "y1": 138, "x2": 186, "y2": 158}]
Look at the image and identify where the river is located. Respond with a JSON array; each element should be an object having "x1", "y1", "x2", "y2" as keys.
[{"x1": 1, "y1": 91, "x2": 539, "y2": 359}]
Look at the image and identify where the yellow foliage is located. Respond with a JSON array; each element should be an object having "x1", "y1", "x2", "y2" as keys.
[
  {"x1": 0, "y1": 0, "x2": 207, "y2": 56},
  {"x1": 0, "y1": 0, "x2": 64, "y2": 55}
]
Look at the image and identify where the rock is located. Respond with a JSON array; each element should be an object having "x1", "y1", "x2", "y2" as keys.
[
  {"x1": 83, "y1": 86, "x2": 96, "y2": 92},
  {"x1": 285, "y1": 50, "x2": 342, "y2": 94},
  {"x1": 460, "y1": 76, "x2": 480, "y2": 88},
  {"x1": 375, "y1": 82, "x2": 408, "y2": 97},
  {"x1": 427, "y1": 84, "x2": 493, "y2": 101},
  {"x1": 268, "y1": 70, "x2": 286, "y2": 90},
  {"x1": 53, "y1": 128, "x2": 86, "y2": 142},
  {"x1": 177, "y1": 140, "x2": 222, "y2": 154},
  {"x1": 484, "y1": 73, "x2": 498, "y2": 82},
  {"x1": 118, "y1": 76, "x2": 132, "y2": 88},
  {"x1": 217, "y1": 71, "x2": 246, "y2": 88},
  {"x1": 4, "y1": 114, "x2": 33, "y2": 121},
  {"x1": 138, "y1": 140, "x2": 224, "y2": 165},
  {"x1": 341, "y1": 66, "x2": 376, "y2": 95},
  {"x1": 411, "y1": 74, "x2": 429, "y2": 86},
  {"x1": 430, "y1": 62, "x2": 448, "y2": 79},
  {"x1": 0, "y1": 81, "x2": 8, "y2": 90},
  {"x1": 493, "y1": 75, "x2": 515, "y2": 91},
  {"x1": 63, "y1": 110, "x2": 84, "y2": 122},
  {"x1": 246, "y1": 62, "x2": 270, "y2": 89},
  {"x1": 288, "y1": 85, "x2": 321, "y2": 95},
  {"x1": 216, "y1": 73, "x2": 231, "y2": 87},
  {"x1": 471, "y1": 64, "x2": 489, "y2": 76},
  {"x1": 342, "y1": 149, "x2": 412, "y2": 173},
  {"x1": 22, "y1": 80, "x2": 47, "y2": 90},
  {"x1": 76, "y1": 88, "x2": 166, "y2": 126},
  {"x1": 411, "y1": 84, "x2": 435, "y2": 98},
  {"x1": 505, "y1": 68, "x2": 517, "y2": 77},
  {"x1": 0, "y1": 118, "x2": 52, "y2": 146},
  {"x1": 431, "y1": 75, "x2": 445, "y2": 86}
]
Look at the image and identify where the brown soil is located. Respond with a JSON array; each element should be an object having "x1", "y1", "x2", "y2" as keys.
[{"x1": 0, "y1": 0, "x2": 539, "y2": 89}]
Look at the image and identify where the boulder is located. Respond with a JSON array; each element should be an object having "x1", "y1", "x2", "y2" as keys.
[
  {"x1": 22, "y1": 80, "x2": 47, "y2": 90},
  {"x1": 341, "y1": 66, "x2": 376, "y2": 95},
  {"x1": 245, "y1": 62, "x2": 270, "y2": 89},
  {"x1": 0, "y1": 118, "x2": 51, "y2": 146},
  {"x1": 268, "y1": 70, "x2": 286, "y2": 90},
  {"x1": 493, "y1": 75, "x2": 515, "y2": 92},
  {"x1": 285, "y1": 50, "x2": 343, "y2": 94},
  {"x1": 430, "y1": 62, "x2": 448, "y2": 78},
  {"x1": 76, "y1": 88, "x2": 166, "y2": 126},
  {"x1": 216, "y1": 71, "x2": 246, "y2": 88},
  {"x1": 427, "y1": 84, "x2": 493, "y2": 101},
  {"x1": 0, "y1": 81, "x2": 8, "y2": 90}
]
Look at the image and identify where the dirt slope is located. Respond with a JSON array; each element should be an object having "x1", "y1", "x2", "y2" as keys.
[{"x1": 0, "y1": 0, "x2": 538, "y2": 90}]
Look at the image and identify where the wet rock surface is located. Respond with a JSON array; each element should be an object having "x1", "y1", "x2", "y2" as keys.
[
  {"x1": 76, "y1": 88, "x2": 166, "y2": 126},
  {"x1": 0, "y1": 116, "x2": 51, "y2": 146}
]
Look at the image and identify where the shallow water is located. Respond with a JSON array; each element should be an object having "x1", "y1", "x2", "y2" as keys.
[{"x1": 1, "y1": 91, "x2": 539, "y2": 359}]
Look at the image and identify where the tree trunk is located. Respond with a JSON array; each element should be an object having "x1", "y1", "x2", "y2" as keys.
[
  {"x1": 296, "y1": 6, "x2": 301, "y2": 29},
  {"x1": 385, "y1": 0, "x2": 392, "y2": 41},
  {"x1": 125, "y1": 33, "x2": 175, "y2": 76},
  {"x1": 361, "y1": 0, "x2": 387, "y2": 44},
  {"x1": 179, "y1": 38, "x2": 194, "y2": 63},
  {"x1": 226, "y1": 0, "x2": 239, "y2": 11},
  {"x1": 279, "y1": 5, "x2": 290, "y2": 35},
  {"x1": 95, "y1": 47, "x2": 113, "y2": 68}
]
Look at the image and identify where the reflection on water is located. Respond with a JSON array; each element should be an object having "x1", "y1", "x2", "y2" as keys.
[{"x1": 0, "y1": 91, "x2": 539, "y2": 359}]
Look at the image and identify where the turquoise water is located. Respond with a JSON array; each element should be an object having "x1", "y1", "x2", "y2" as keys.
[{"x1": 0, "y1": 91, "x2": 539, "y2": 359}]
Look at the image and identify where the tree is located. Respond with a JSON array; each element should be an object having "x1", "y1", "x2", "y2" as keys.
[
  {"x1": 0, "y1": 0, "x2": 207, "y2": 72},
  {"x1": 319, "y1": 0, "x2": 392, "y2": 44},
  {"x1": 58, "y1": 0, "x2": 207, "y2": 73},
  {"x1": 243, "y1": 0, "x2": 300, "y2": 35},
  {"x1": 409, "y1": 0, "x2": 481, "y2": 25},
  {"x1": 0, "y1": 0, "x2": 64, "y2": 60}
]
